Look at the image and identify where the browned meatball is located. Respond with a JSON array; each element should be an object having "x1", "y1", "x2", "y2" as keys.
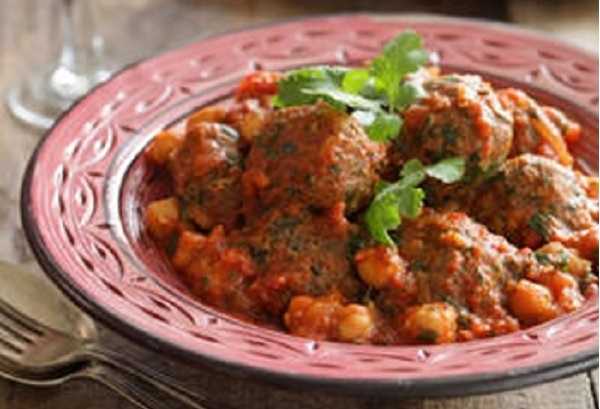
[
  {"x1": 357, "y1": 210, "x2": 533, "y2": 341},
  {"x1": 242, "y1": 101, "x2": 385, "y2": 215},
  {"x1": 391, "y1": 210, "x2": 530, "y2": 322},
  {"x1": 170, "y1": 122, "x2": 243, "y2": 230},
  {"x1": 230, "y1": 204, "x2": 363, "y2": 315},
  {"x1": 398, "y1": 74, "x2": 513, "y2": 178},
  {"x1": 355, "y1": 210, "x2": 597, "y2": 343},
  {"x1": 469, "y1": 154, "x2": 598, "y2": 259}
]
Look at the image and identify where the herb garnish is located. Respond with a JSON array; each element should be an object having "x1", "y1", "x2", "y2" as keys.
[
  {"x1": 417, "y1": 329, "x2": 439, "y2": 343},
  {"x1": 273, "y1": 31, "x2": 428, "y2": 142},
  {"x1": 528, "y1": 211, "x2": 551, "y2": 240},
  {"x1": 365, "y1": 157, "x2": 466, "y2": 245}
]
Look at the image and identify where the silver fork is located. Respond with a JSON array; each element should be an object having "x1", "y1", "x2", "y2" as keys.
[{"x1": 0, "y1": 261, "x2": 212, "y2": 409}]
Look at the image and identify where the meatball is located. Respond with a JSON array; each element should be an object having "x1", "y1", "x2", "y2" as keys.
[
  {"x1": 231, "y1": 204, "x2": 363, "y2": 315},
  {"x1": 388, "y1": 210, "x2": 530, "y2": 324},
  {"x1": 356, "y1": 210, "x2": 595, "y2": 342},
  {"x1": 498, "y1": 88, "x2": 579, "y2": 166},
  {"x1": 243, "y1": 101, "x2": 385, "y2": 215},
  {"x1": 398, "y1": 74, "x2": 513, "y2": 178},
  {"x1": 469, "y1": 154, "x2": 598, "y2": 259},
  {"x1": 358, "y1": 210, "x2": 532, "y2": 341},
  {"x1": 170, "y1": 122, "x2": 244, "y2": 230}
]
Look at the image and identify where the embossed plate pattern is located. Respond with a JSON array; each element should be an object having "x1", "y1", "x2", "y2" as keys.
[{"x1": 22, "y1": 14, "x2": 598, "y2": 397}]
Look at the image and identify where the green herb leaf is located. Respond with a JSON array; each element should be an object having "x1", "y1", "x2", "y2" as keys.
[
  {"x1": 274, "y1": 66, "x2": 350, "y2": 108},
  {"x1": 528, "y1": 212, "x2": 551, "y2": 240},
  {"x1": 370, "y1": 31, "x2": 428, "y2": 110},
  {"x1": 425, "y1": 157, "x2": 466, "y2": 183},
  {"x1": 342, "y1": 69, "x2": 370, "y2": 94},
  {"x1": 395, "y1": 83, "x2": 425, "y2": 109},
  {"x1": 365, "y1": 157, "x2": 465, "y2": 246},
  {"x1": 365, "y1": 192, "x2": 402, "y2": 245},
  {"x1": 301, "y1": 86, "x2": 381, "y2": 111},
  {"x1": 534, "y1": 252, "x2": 552, "y2": 265},
  {"x1": 273, "y1": 31, "x2": 428, "y2": 143},
  {"x1": 354, "y1": 110, "x2": 402, "y2": 142},
  {"x1": 352, "y1": 110, "x2": 377, "y2": 127},
  {"x1": 397, "y1": 187, "x2": 425, "y2": 218},
  {"x1": 400, "y1": 158, "x2": 426, "y2": 184}
]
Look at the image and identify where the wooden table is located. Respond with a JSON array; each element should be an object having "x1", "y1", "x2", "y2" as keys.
[{"x1": 0, "y1": 0, "x2": 597, "y2": 407}]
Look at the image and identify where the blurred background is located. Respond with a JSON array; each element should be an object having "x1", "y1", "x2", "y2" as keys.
[{"x1": 0, "y1": 0, "x2": 597, "y2": 261}]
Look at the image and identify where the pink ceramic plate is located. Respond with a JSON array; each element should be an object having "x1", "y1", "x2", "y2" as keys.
[{"x1": 22, "y1": 14, "x2": 598, "y2": 397}]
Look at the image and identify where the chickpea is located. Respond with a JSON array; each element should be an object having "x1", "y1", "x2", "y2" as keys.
[
  {"x1": 566, "y1": 255, "x2": 592, "y2": 278},
  {"x1": 145, "y1": 197, "x2": 180, "y2": 241},
  {"x1": 236, "y1": 108, "x2": 267, "y2": 144},
  {"x1": 186, "y1": 106, "x2": 227, "y2": 131},
  {"x1": 336, "y1": 304, "x2": 375, "y2": 343},
  {"x1": 172, "y1": 230, "x2": 206, "y2": 271},
  {"x1": 402, "y1": 302, "x2": 458, "y2": 344},
  {"x1": 535, "y1": 242, "x2": 592, "y2": 278},
  {"x1": 355, "y1": 246, "x2": 407, "y2": 289},
  {"x1": 508, "y1": 279, "x2": 558, "y2": 325},
  {"x1": 225, "y1": 100, "x2": 268, "y2": 145},
  {"x1": 284, "y1": 294, "x2": 341, "y2": 340},
  {"x1": 145, "y1": 131, "x2": 182, "y2": 165},
  {"x1": 541, "y1": 272, "x2": 584, "y2": 313}
]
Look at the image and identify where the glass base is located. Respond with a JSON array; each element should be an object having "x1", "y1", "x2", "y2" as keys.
[{"x1": 6, "y1": 65, "x2": 112, "y2": 130}]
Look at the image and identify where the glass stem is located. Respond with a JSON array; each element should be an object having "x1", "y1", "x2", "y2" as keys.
[
  {"x1": 57, "y1": 0, "x2": 77, "y2": 72},
  {"x1": 48, "y1": 0, "x2": 109, "y2": 103},
  {"x1": 6, "y1": 0, "x2": 114, "y2": 130}
]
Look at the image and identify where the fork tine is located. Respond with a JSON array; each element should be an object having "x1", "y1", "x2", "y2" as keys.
[
  {"x1": 0, "y1": 325, "x2": 25, "y2": 355},
  {"x1": 0, "y1": 317, "x2": 34, "y2": 344},
  {"x1": 0, "y1": 298, "x2": 44, "y2": 338}
]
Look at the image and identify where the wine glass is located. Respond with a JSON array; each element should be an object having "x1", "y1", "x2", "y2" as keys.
[{"x1": 6, "y1": 0, "x2": 113, "y2": 130}]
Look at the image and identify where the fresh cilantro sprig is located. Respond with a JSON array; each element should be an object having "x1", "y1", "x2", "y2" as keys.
[
  {"x1": 370, "y1": 31, "x2": 428, "y2": 111},
  {"x1": 273, "y1": 31, "x2": 428, "y2": 142},
  {"x1": 365, "y1": 157, "x2": 466, "y2": 245},
  {"x1": 273, "y1": 66, "x2": 380, "y2": 111}
]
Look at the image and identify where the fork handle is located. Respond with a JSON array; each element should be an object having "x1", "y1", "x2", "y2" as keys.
[{"x1": 83, "y1": 361, "x2": 211, "y2": 409}]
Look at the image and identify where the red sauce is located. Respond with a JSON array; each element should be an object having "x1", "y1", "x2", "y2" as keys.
[{"x1": 144, "y1": 70, "x2": 598, "y2": 345}]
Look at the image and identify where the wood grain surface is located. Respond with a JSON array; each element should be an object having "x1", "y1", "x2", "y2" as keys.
[{"x1": 0, "y1": 0, "x2": 597, "y2": 408}]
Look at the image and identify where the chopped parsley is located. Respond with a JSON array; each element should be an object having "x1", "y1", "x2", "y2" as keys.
[
  {"x1": 528, "y1": 212, "x2": 551, "y2": 240},
  {"x1": 365, "y1": 157, "x2": 466, "y2": 245},
  {"x1": 535, "y1": 249, "x2": 571, "y2": 272},
  {"x1": 442, "y1": 125, "x2": 458, "y2": 146},
  {"x1": 534, "y1": 252, "x2": 552, "y2": 265},
  {"x1": 417, "y1": 329, "x2": 439, "y2": 343},
  {"x1": 165, "y1": 234, "x2": 179, "y2": 256},
  {"x1": 273, "y1": 31, "x2": 428, "y2": 142}
]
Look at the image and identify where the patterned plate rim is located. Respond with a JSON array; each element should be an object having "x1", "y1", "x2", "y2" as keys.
[{"x1": 21, "y1": 13, "x2": 599, "y2": 398}]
